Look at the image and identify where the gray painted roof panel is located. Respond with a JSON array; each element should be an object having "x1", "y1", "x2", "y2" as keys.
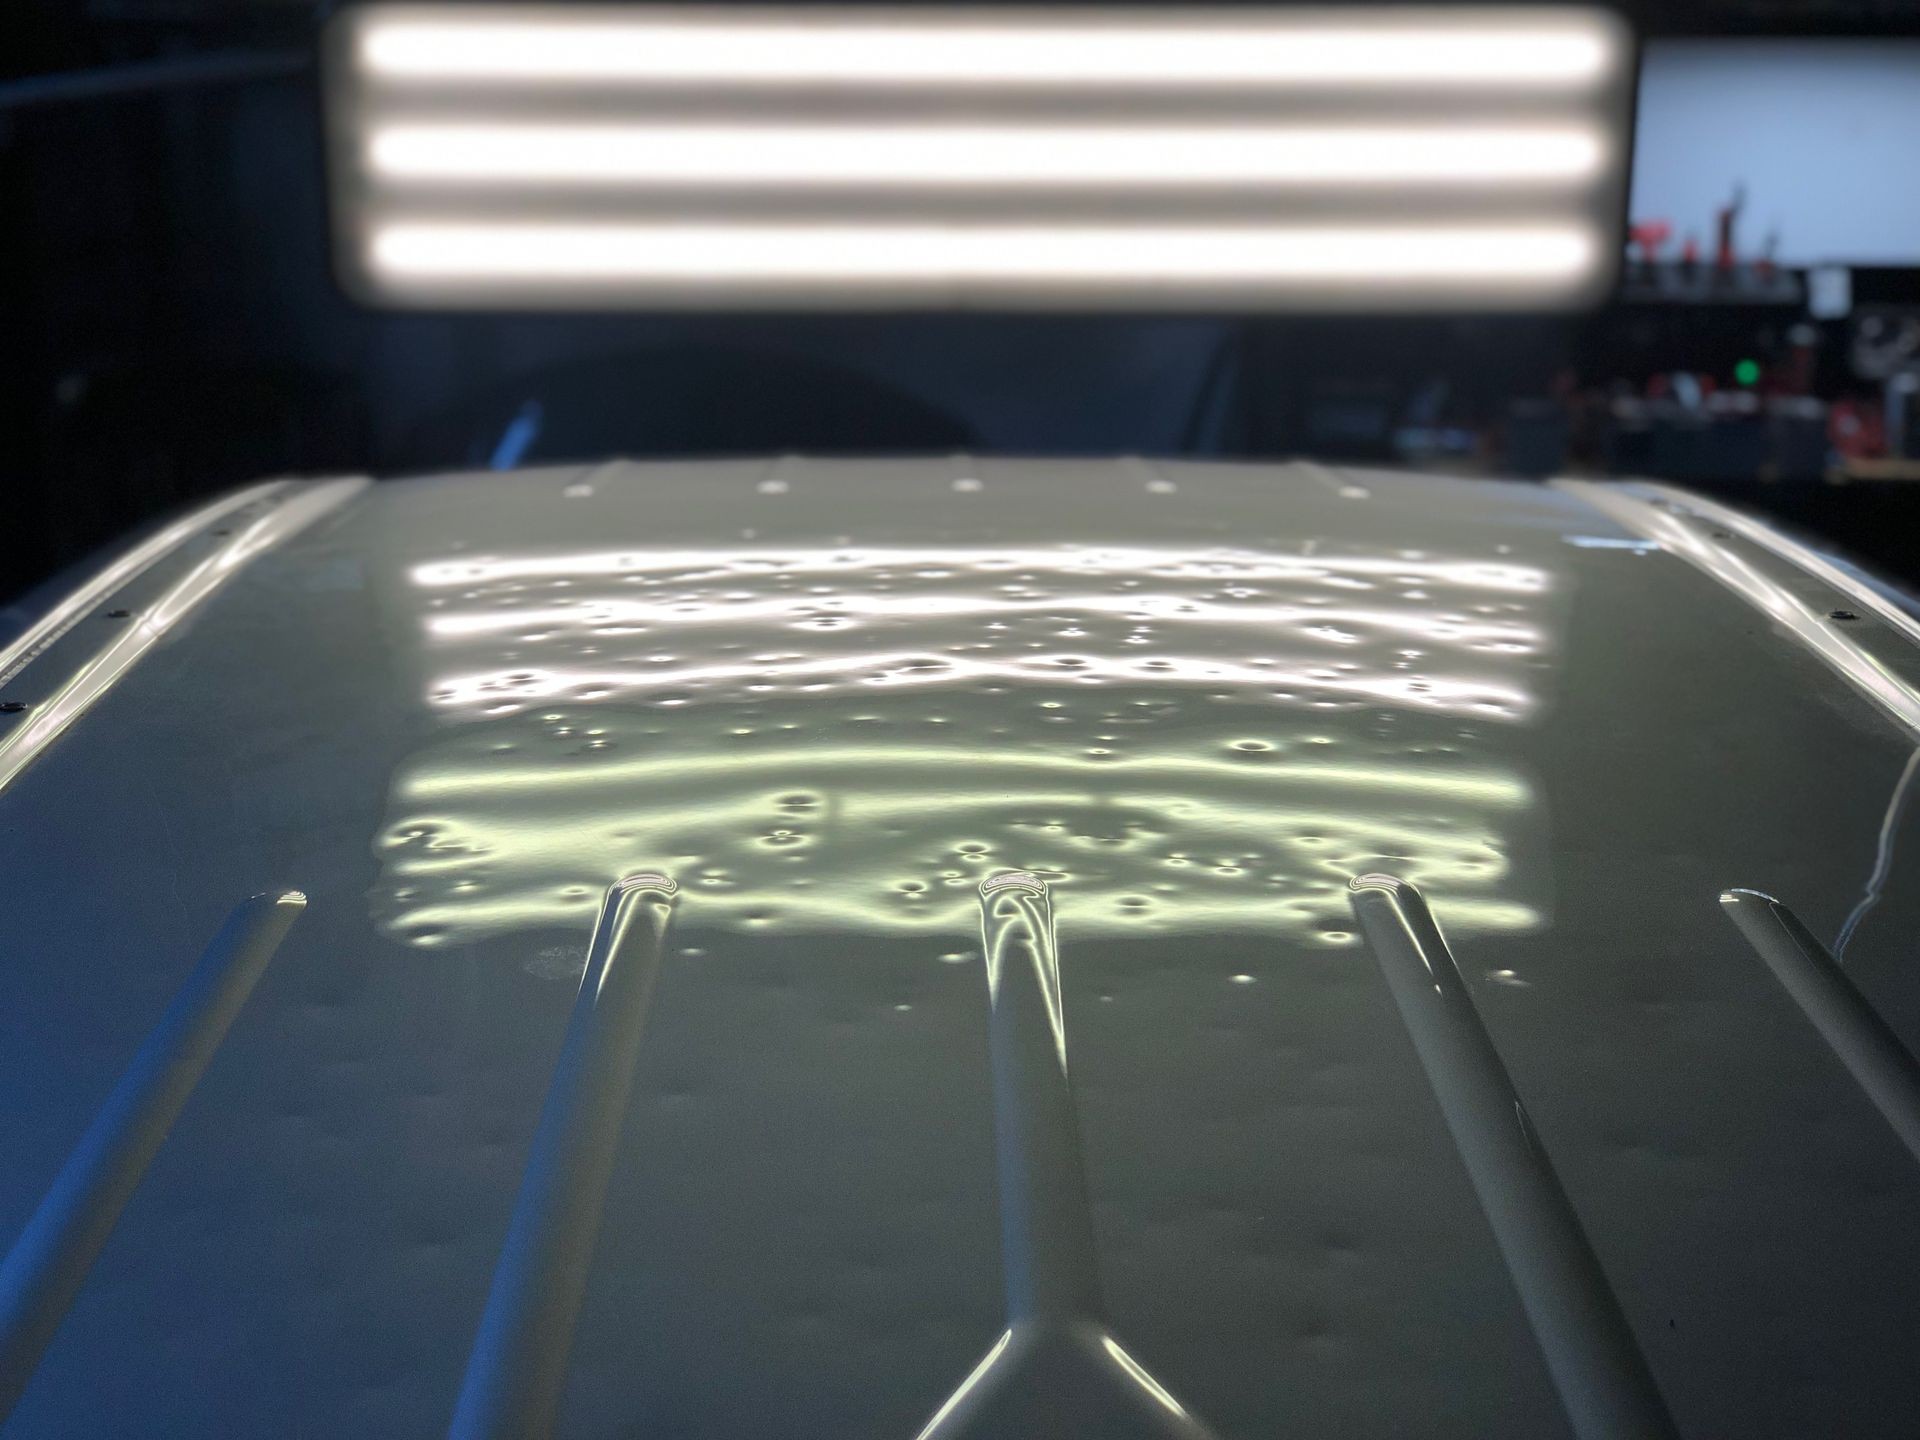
[{"x1": 0, "y1": 459, "x2": 1917, "y2": 1437}]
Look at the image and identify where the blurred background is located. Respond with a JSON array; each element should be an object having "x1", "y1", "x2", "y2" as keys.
[{"x1": 5, "y1": 0, "x2": 1920, "y2": 604}]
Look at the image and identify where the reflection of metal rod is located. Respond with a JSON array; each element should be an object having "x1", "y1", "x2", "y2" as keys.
[
  {"x1": 0, "y1": 51, "x2": 308, "y2": 113},
  {"x1": 0, "y1": 891, "x2": 307, "y2": 1423},
  {"x1": 1835, "y1": 747, "x2": 1920, "y2": 957},
  {"x1": 450, "y1": 872, "x2": 677, "y2": 1440},
  {"x1": 1721, "y1": 888, "x2": 1920, "y2": 1164},
  {"x1": 914, "y1": 871, "x2": 1212, "y2": 1440},
  {"x1": 1348, "y1": 874, "x2": 1677, "y2": 1440}
]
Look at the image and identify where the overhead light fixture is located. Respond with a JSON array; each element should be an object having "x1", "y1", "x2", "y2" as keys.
[{"x1": 324, "y1": 5, "x2": 1634, "y2": 311}]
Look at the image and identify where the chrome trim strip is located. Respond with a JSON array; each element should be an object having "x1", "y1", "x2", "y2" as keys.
[
  {"x1": 450, "y1": 873, "x2": 678, "y2": 1440},
  {"x1": 0, "y1": 480, "x2": 290, "y2": 689},
  {"x1": 0, "y1": 478, "x2": 369, "y2": 797},
  {"x1": 1348, "y1": 874, "x2": 1678, "y2": 1440},
  {"x1": 1720, "y1": 889, "x2": 1920, "y2": 1164},
  {"x1": 0, "y1": 891, "x2": 307, "y2": 1422},
  {"x1": 1558, "y1": 478, "x2": 1920, "y2": 736}
]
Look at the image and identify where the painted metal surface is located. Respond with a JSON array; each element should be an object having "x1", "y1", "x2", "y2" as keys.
[
  {"x1": 0, "y1": 892, "x2": 307, "y2": 1421},
  {"x1": 2, "y1": 460, "x2": 1920, "y2": 1437}
]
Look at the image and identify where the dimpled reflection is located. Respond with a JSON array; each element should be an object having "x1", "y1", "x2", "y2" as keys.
[{"x1": 377, "y1": 537, "x2": 1554, "y2": 946}]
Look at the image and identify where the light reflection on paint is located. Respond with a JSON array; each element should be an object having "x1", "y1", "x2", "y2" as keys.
[
  {"x1": 425, "y1": 591, "x2": 1539, "y2": 646},
  {"x1": 375, "y1": 537, "x2": 1556, "y2": 947},
  {"x1": 410, "y1": 545, "x2": 1547, "y2": 592},
  {"x1": 428, "y1": 652, "x2": 1531, "y2": 719},
  {"x1": 909, "y1": 1328, "x2": 1012, "y2": 1440},
  {"x1": 1101, "y1": 1335, "x2": 1194, "y2": 1417},
  {"x1": 399, "y1": 747, "x2": 1527, "y2": 807},
  {"x1": 1563, "y1": 534, "x2": 1660, "y2": 552}
]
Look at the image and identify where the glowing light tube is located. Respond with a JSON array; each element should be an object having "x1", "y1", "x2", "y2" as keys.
[
  {"x1": 357, "y1": 13, "x2": 1616, "y2": 89},
  {"x1": 369, "y1": 222, "x2": 1598, "y2": 289},
  {"x1": 367, "y1": 123, "x2": 1606, "y2": 189}
]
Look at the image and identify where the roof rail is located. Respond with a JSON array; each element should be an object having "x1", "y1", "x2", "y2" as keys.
[
  {"x1": 0, "y1": 477, "x2": 368, "y2": 798},
  {"x1": 450, "y1": 873, "x2": 679, "y2": 1440},
  {"x1": 1348, "y1": 875, "x2": 1677, "y2": 1440},
  {"x1": 1557, "y1": 479, "x2": 1920, "y2": 738},
  {"x1": 913, "y1": 872, "x2": 1214, "y2": 1440},
  {"x1": 1609, "y1": 480, "x2": 1920, "y2": 651},
  {"x1": 0, "y1": 890, "x2": 308, "y2": 1422},
  {"x1": 1719, "y1": 889, "x2": 1920, "y2": 1164},
  {"x1": 0, "y1": 480, "x2": 289, "y2": 690}
]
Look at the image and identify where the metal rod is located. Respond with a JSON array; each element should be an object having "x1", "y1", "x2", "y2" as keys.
[
  {"x1": 0, "y1": 890, "x2": 307, "y2": 1421},
  {"x1": 1720, "y1": 888, "x2": 1920, "y2": 1164},
  {"x1": 913, "y1": 872, "x2": 1212, "y2": 1440},
  {"x1": 978, "y1": 869, "x2": 1103, "y2": 1326},
  {"x1": 1348, "y1": 874, "x2": 1678, "y2": 1440},
  {"x1": 0, "y1": 51, "x2": 308, "y2": 113},
  {"x1": 449, "y1": 872, "x2": 678, "y2": 1440}
]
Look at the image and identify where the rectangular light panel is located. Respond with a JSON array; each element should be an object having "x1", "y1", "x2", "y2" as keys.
[{"x1": 324, "y1": 5, "x2": 1634, "y2": 311}]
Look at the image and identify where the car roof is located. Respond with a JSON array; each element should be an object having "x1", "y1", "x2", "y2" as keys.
[{"x1": 2, "y1": 457, "x2": 1918, "y2": 1438}]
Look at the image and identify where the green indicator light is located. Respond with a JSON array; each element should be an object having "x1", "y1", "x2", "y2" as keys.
[{"x1": 1734, "y1": 359, "x2": 1761, "y2": 386}]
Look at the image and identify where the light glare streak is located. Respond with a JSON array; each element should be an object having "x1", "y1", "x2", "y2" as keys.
[
  {"x1": 410, "y1": 546, "x2": 1551, "y2": 593},
  {"x1": 424, "y1": 592, "x2": 1539, "y2": 650},
  {"x1": 398, "y1": 744, "x2": 1530, "y2": 806},
  {"x1": 428, "y1": 651, "x2": 1533, "y2": 718}
]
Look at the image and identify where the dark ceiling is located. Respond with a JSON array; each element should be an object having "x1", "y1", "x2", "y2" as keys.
[
  {"x1": 6, "y1": 0, "x2": 1919, "y2": 612},
  {"x1": 13, "y1": 0, "x2": 1920, "y2": 48}
]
